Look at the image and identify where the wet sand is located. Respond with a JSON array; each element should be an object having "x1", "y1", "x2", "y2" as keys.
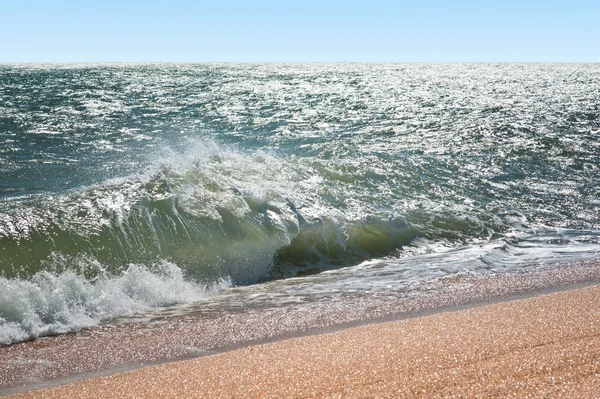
[
  {"x1": 3, "y1": 263, "x2": 600, "y2": 395},
  {"x1": 9, "y1": 283, "x2": 600, "y2": 398}
]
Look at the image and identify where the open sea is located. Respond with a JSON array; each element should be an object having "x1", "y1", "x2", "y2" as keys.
[{"x1": 1, "y1": 63, "x2": 599, "y2": 346}]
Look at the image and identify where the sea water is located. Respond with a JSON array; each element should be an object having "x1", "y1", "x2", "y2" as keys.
[{"x1": 1, "y1": 63, "x2": 599, "y2": 345}]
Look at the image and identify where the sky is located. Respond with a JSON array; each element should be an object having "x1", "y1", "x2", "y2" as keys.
[{"x1": 1, "y1": 0, "x2": 599, "y2": 62}]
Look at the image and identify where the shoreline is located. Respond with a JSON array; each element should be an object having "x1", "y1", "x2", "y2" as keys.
[
  {"x1": 9, "y1": 281, "x2": 600, "y2": 398},
  {"x1": 2, "y1": 262, "x2": 600, "y2": 396}
]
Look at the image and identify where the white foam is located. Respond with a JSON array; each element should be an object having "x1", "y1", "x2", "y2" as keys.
[{"x1": 0, "y1": 261, "x2": 230, "y2": 345}]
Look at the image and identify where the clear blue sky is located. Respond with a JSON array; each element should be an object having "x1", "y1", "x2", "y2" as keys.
[{"x1": 2, "y1": 0, "x2": 599, "y2": 62}]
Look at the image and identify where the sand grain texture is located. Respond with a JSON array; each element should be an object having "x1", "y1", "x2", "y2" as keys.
[{"x1": 10, "y1": 285, "x2": 600, "y2": 398}]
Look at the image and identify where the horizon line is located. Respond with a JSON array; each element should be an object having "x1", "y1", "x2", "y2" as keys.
[{"x1": 2, "y1": 60, "x2": 599, "y2": 64}]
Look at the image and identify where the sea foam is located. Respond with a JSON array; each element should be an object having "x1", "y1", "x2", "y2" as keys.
[{"x1": 0, "y1": 260, "x2": 229, "y2": 345}]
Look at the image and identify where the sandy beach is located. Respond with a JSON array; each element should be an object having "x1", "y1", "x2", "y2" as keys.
[{"x1": 8, "y1": 283, "x2": 600, "y2": 398}]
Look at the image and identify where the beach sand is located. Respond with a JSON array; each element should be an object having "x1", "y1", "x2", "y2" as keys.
[{"x1": 9, "y1": 284, "x2": 600, "y2": 398}]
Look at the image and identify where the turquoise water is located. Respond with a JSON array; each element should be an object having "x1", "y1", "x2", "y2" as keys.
[{"x1": 1, "y1": 63, "x2": 599, "y2": 344}]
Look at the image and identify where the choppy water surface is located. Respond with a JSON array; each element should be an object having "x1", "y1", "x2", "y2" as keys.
[{"x1": 1, "y1": 63, "x2": 599, "y2": 344}]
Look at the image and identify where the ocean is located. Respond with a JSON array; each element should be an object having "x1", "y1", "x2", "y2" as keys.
[{"x1": 1, "y1": 63, "x2": 599, "y2": 346}]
